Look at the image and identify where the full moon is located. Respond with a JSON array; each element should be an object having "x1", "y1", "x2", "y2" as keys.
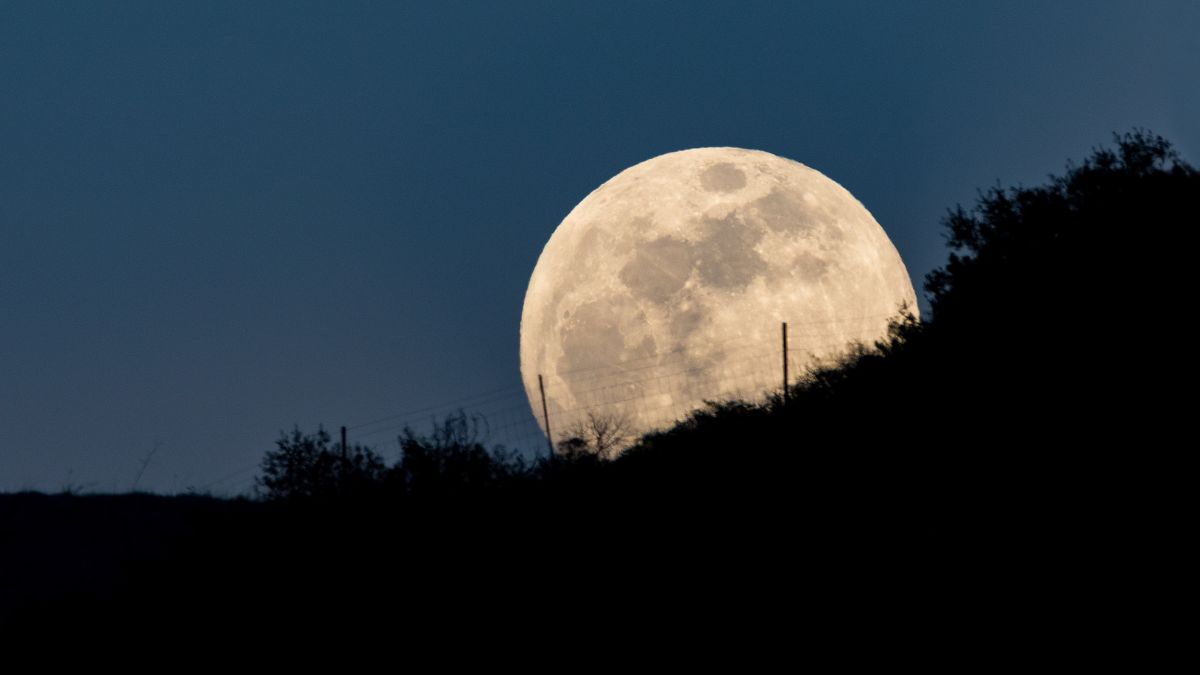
[{"x1": 520, "y1": 147, "x2": 916, "y2": 450}]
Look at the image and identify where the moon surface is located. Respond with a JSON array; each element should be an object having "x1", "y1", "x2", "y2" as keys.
[{"x1": 520, "y1": 147, "x2": 916, "y2": 450}]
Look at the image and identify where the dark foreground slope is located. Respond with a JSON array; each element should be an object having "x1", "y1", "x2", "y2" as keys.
[
  {"x1": 2, "y1": 132, "x2": 1189, "y2": 646},
  {"x1": 1, "y1": 465, "x2": 964, "y2": 644}
]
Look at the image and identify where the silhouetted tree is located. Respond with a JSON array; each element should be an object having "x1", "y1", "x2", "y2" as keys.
[
  {"x1": 926, "y1": 129, "x2": 1194, "y2": 343},
  {"x1": 920, "y1": 129, "x2": 1196, "y2": 438},
  {"x1": 557, "y1": 411, "x2": 635, "y2": 460}
]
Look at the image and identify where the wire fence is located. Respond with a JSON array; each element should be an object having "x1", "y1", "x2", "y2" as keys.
[{"x1": 202, "y1": 314, "x2": 902, "y2": 497}]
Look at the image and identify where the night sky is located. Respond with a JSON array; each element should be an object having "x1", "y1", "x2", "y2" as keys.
[{"x1": 2, "y1": 2, "x2": 1196, "y2": 494}]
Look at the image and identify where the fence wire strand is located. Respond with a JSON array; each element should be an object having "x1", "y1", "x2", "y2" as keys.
[{"x1": 205, "y1": 323, "x2": 887, "y2": 497}]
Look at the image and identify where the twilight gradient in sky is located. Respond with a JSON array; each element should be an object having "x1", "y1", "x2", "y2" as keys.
[{"x1": 2, "y1": 2, "x2": 1196, "y2": 492}]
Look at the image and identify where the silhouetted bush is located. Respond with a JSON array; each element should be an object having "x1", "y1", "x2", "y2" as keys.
[
  {"x1": 396, "y1": 410, "x2": 533, "y2": 497},
  {"x1": 257, "y1": 426, "x2": 387, "y2": 501},
  {"x1": 256, "y1": 412, "x2": 539, "y2": 504}
]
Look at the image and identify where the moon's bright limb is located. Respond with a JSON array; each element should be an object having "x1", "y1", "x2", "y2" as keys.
[{"x1": 520, "y1": 147, "x2": 916, "y2": 449}]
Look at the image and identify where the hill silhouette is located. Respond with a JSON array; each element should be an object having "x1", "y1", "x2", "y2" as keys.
[{"x1": 2, "y1": 130, "x2": 1190, "y2": 646}]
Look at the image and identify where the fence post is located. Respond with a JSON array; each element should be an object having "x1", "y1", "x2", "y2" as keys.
[
  {"x1": 538, "y1": 374, "x2": 554, "y2": 458},
  {"x1": 782, "y1": 322, "x2": 789, "y2": 405}
]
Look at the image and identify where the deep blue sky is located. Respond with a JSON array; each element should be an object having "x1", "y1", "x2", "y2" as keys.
[{"x1": 2, "y1": 2, "x2": 1196, "y2": 493}]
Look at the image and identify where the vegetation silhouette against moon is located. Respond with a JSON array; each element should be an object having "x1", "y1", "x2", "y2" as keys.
[{"x1": 520, "y1": 147, "x2": 916, "y2": 451}]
